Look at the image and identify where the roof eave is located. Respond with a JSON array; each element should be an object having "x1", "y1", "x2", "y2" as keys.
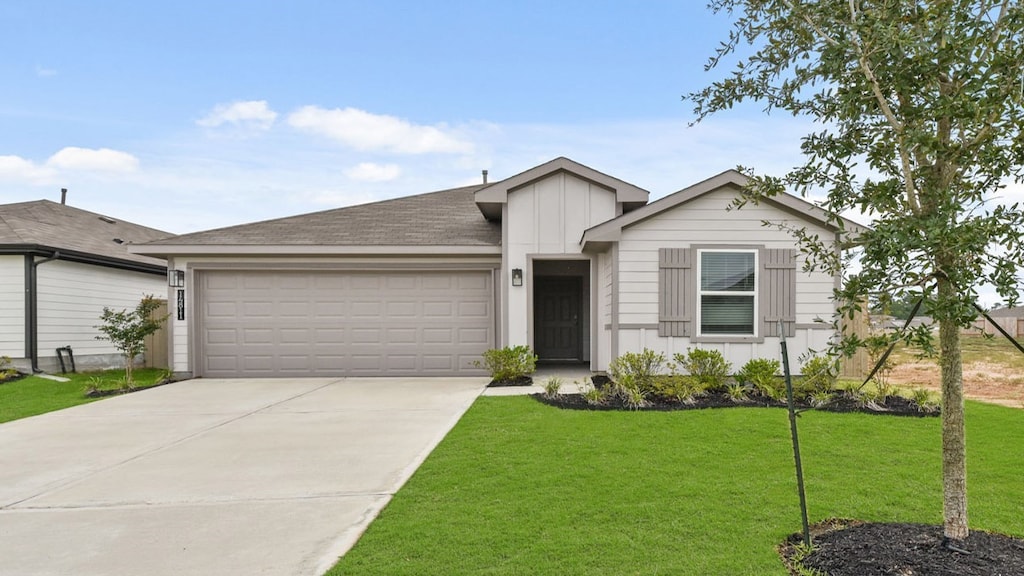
[
  {"x1": 0, "y1": 243, "x2": 167, "y2": 274},
  {"x1": 128, "y1": 244, "x2": 503, "y2": 257}
]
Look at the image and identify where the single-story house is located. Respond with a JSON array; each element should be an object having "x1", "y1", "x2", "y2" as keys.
[
  {"x1": 131, "y1": 157, "x2": 861, "y2": 379},
  {"x1": 968, "y1": 305, "x2": 1024, "y2": 337},
  {"x1": 0, "y1": 198, "x2": 170, "y2": 372}
]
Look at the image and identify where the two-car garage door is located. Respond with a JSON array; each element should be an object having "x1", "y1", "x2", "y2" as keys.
[{"x1": 197, "y1": 270, "x2": 494, "y2": 377}]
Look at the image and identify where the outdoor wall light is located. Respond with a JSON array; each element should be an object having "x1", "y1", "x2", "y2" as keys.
[
  {"x1": 511, "y1": 268, "x2": 523, "y2": 287},
  {"x1": 168, "y1": 269, "x2": 185, "y2": 288}
]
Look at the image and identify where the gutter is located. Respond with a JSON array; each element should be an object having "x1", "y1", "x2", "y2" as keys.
[
  {"x1": 25, "y1": 251, "x2": 60, "y2": 373},
  {"x1": 2, "y1": 244, "x2": 165, "y2": 275}
]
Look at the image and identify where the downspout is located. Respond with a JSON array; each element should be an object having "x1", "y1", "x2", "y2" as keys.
[{"x1": 26, "y1": 251, "x2": 60, "y2": 372}]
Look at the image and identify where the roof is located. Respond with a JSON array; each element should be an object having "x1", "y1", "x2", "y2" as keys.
[
  {"x1": 985, "y1": 305, "x2": 1024, "y2": 318},
  {"x1": 581, "y1": 169, "x2": 868, "y2": 251},
  {"x1": 131, "y1": 185, "x2": 502, "y2": 256},
  {"x1": 0, "y1": 199, "x2": 171, "y2": 269},
  {"x1": 473, "y1": 157, "x2": 649, "y2": 220}
]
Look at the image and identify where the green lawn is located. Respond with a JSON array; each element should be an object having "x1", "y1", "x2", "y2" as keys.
[
  {"x1": 0, "y1": 368, "x2": 168, "y2": 424},
  {"x1": 329, "y1": 397, "x2": 1024, "y2": 575}
]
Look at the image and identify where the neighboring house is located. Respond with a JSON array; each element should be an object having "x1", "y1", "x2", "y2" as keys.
[
  {"x1": 0, "y1": 199, "x2": 171, "y2": 372},
  {"x1": 968, "y1": 305, "x2": 1024, "y2": 337},
  {"x1": 131, "y1": 157, "x2": 862, "y2": 379}
]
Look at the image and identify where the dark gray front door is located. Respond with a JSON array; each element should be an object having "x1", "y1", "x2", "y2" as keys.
[{"x1": 534, "y1": 276, "x2": 581, "y2": 360}]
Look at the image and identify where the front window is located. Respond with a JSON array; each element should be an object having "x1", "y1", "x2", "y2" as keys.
[{"x1": 699, "y1": 250, "x2": 756, "y2": 336}]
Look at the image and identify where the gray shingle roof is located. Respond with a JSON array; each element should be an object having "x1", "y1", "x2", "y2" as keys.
[
  {"x1": 0, "y1": 199, "x2": 171, "y2": 267},
  {"x1": 153, "y1": 184, "x2": 501, "y2": 246}
]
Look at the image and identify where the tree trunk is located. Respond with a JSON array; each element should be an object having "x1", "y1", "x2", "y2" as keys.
[{"x1": 938, "y1": 279, "x2": 968, "y2": 541}]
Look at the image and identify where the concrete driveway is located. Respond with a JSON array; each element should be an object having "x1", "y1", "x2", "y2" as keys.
[{"x1": 0, "y1": 377, "x2": 487, "y2": 576}]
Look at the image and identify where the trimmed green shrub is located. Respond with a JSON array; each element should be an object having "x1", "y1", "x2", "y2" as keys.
[
  {"x1": 736, "y1": 358, "x2": 782, "y2": 398},
  {"x1": 650, "y1": 374, "x2": 703, "y2": 404},
  {"x1": 475, "y1": 346, "x2": 538, "y2": 382},
  {"x1": 798, "y1": 355, "x2": 837, "y2": 396},
  {"x1": 675, "y1": 348, "x2": 731, "y2": 388},
  {"x1": 608, "y1": 349, "x2": 665, "y2": 392}
]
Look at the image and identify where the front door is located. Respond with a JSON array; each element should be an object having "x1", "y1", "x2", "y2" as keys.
[{"x1": 534, "y1": 276, "x2": 581, "y2": 361}]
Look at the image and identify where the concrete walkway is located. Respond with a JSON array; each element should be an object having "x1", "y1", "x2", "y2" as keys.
[{"x1": 0, "y1": 377, "x2": 487, "y2": 576}]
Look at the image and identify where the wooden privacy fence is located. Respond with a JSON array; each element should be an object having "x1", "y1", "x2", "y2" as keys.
[
  {"x1": 839, "y1": 303, "x2": 869, "y2": 378},
  {"x1": 144, "y1": 299, "x2": 169, "y2": 369}
]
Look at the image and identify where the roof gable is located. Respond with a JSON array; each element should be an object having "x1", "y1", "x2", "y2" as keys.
[
  {"x1": 0, "y1": 199, "x2": 170, "y2": 268},
  {"x1": 581, "y1": 169, "x2": 866, "y2": 250},
  {"x1": 473, "y1": 157, "x2": 649, "y2": 220}
]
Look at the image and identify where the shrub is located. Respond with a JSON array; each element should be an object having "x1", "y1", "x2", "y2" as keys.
[
  {"x1": 674, "y1": 348, "x2": 731, "y2": 388},
  {"x1": 807, "y1": 390, "x2": 834, "y2": 408},
  {"x1": 608, "y1": 349, "x2": 665, "y2": 392},
  {"x1": 475, "y1": 346, "x2": 538, "y2": 382},
  {"x1": 725, "y1": 383, "x2": 750, "y2": 403},
  {"x1": 542, "y1": 376, "x2": 564, "y2": 399},
  {"x1": 618, "y1": 386, "x2": 650, "y2": 410},
  {"x1": 910, "y1": 388, "x2": 940, "y2": 413},
  {"x1": 582, "y1": 387, "x2": 608, "y2": 406},
  {"x1": 0, "y1": 355, "x2": 18, "y2": 381},
  {"x1": 798, "y1": 355, "x2": 837, "y2": 396},
  {"x1": 736, "y1": 358, "x2": 782, "y2": 398},
  {"x1": 650, "y1": 374, "x2": 703, "y2": 404}
]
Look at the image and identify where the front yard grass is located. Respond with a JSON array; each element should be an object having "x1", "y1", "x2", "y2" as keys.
[
  {"x1": 0, "y1": 368, "x2": 168, "y2": 424},
  {"x1": 329, "y1": 396, "x2": 1024, "y2": 575}
]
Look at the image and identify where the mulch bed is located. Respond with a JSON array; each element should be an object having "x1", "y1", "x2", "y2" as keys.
[
  {"x1": 84, "y1": 378, "x2": 175, "y2": 397},
  {"x1": 486, "y1": 376, "x2": 534, "y2": 387},
  {"x1": 780, "y1": 519, "x2": 1024, "y2": 575},
  {"x1": 534, "y1": 385, "x2": 938, "y2": 417}
]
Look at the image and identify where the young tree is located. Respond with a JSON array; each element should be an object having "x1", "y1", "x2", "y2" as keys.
[
  {"x1": 688, "y1": 1, "x2": 1024, "y2": 541},
  {"x1": 95, "y1": 295, "x2": 167, "y2": 389}
]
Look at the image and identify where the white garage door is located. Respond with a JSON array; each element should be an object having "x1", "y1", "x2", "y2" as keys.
[{"x1": 197, "y1": 270, "x2": 494, "y2": 377}]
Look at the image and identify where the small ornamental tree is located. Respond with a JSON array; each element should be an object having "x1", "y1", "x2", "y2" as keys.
[
  {"x1": 95, "y1": 295, "x2": 167, "y2": 388},
  {"x1": 688, "y1": 1, "x2": 1024, "y2": 542}
]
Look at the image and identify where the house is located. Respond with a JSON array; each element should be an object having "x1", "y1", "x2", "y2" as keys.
[
  {"x1": 0, "y1": 198, "x2": 171, "y2": 372},
  {"x1": 968, "y1": 305, "x2": 1024, "y2": 337},
  {"x1": 130, "y1": 157, "x2": 862, "y2": 379}
]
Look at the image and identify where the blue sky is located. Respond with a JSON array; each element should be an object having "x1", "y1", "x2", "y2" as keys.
[{"x1": 0, "y1": 0, "x2": 817, "y2": 234}]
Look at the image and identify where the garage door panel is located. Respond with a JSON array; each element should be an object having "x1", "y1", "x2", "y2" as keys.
[{"x1": 199, "y1": 270, "x2": 493, "y2": 377}]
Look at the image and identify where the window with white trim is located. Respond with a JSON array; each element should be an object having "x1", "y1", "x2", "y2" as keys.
[{"x1": 698, "y1": 250, "x2": 757, "y2": 336}]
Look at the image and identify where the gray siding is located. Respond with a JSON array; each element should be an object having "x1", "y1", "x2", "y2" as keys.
[{"x1": 0, "y1": 256, "x2": 25, "y2": 358}]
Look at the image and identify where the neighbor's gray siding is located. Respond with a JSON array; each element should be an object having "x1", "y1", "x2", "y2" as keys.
[
  {"x1": 36, "y1": 260, "x2": 165, "y2": 367},
  {"x1": 0, "y1": 255, "x2": 25, "y2": 358}
]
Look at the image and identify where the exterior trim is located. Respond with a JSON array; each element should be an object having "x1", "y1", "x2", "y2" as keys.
[
  {"x1": 607, "y1": 322, "x2": 833, "y2": 332},
  {"x1": 610, "y1": 243, "x2": 620, "y2": 361},
  {"x1": 23, "y1": 255, "x2": 31, "y2": 359},
  {"x1": 1, "y1": 244, "x2": 165, "y2": 275},
  {"x1": 501, "y1": 204, "x2": 509, "y2": 347},
  {"x1": 184, "y1": 261, "x2": 500, "y2": 272},
  {"x1": 589, "y1": 254, "x2": 599, "y2": 371},
  {"x1": 130, "y1": 244, "x2": 501, "y2": 257}
]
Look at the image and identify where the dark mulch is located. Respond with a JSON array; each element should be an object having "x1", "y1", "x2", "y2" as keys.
[
  {"x1": 486, "y1": 376, "x2": 533, "y2": 387},
  {"x1": 534, "y1": 386, "x2": 938, "y2": 417},
  {"x1": 0, "y1": 373, "x2": 26, "y2": 385},
  {"x1": 84, "y1": 378, "x2": 175, "y2": 398},
  {"x1": 780, "y1": 519, "x2": 1024, "y2": 576}
]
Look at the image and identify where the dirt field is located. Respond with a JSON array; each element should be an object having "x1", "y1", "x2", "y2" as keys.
[{"x1": 885, "y1": 336, "x2": 1024, "y2": 408}]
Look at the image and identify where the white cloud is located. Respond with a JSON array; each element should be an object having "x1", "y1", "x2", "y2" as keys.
[
  {"x1": 0, "y1": 155, "x2": 55, "y2": 183},
  {"x1": 197, "y1": 100, "x2": 277, "y2": 131},
  {"x1": 48, "y1": 147, "x2": 139, "y2": 172},
  {"x1": 344, "y1": 162, "x2": 401, "y2": 182},
  {"x1": 287, "y1": 106, "x2": 473, "y2": 154}
]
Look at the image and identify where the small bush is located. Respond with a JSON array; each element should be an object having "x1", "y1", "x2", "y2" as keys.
[
  {"x1": 582, "y1": 387, "x2": 608, "y2": 406},
  {"x1": 542, "y1": 376, "x2": 564, "y2": 399},
  {"x1": 737, "y1": 358, "x2": 782, "y2": 398},
  {"x1": 798, "y1": 356, "x2": 837, "y2": 396},
  {"x1": 0, "y1": 355, "x2": 18, "y2": 381},
  {"x1": 608, "y1": 349, "x2": 665, "y2": 392},
  {"x1": 650, "y1": 374, "x2": 703, "y2": 404},
  {"x1": 725, "y1": 383, "x2": 750, "y2": 403},
  {"x1": 475, "y1": 346, "x2": 538, "y2": 382},
  {"x1": 807, "y1": 390, "x2": 834, "y2": 408},
  {"x1": 675, "y1": 348, "x2": 731, "y2": 388},
  {"x1": 910, "y1": 388, "x2": 940, "y2": 413},
  {"x1": 618, "y1": 386, "x2": 650, "y2": 410}
]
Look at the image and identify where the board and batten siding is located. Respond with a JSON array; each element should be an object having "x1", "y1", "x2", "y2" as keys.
[
  {"x1": 597, "y1": 250, "x2": 613, "y2": 368},
  {"x1": 36, "y1": 260, "x2": 165, "y2": 361},
  {"x1": 0, "y1": 256, "x2": 26, "y2": 357},
  {"x1": 505, "y1": 172, "x2": 617, "y2": 349},
  {"x1": 613, "y1": 187, "x2": 836, "y2": 371}
]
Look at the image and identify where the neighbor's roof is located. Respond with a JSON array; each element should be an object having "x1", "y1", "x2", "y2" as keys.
[
  {"x1": 131, "y1": 185, "x2": 502, "y2": 256},
  {"x1": 985, "y1": 305, "x2": 1024, "y2": 318},
  {"x1": 0, "y1": 199, "x2": 171, "y2": 268}
]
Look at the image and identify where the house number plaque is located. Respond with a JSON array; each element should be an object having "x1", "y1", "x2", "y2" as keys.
[{"x1": 177, "y1": 289, "x2": 185, "y2": 321}]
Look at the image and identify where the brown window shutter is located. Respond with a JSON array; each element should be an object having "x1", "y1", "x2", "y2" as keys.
[
  {"x1": 761, "y1": 248, "x2": 797, "y2": 337},
  {"x1": 658, "y1": 248, "x2": 693, "y2": 337}
]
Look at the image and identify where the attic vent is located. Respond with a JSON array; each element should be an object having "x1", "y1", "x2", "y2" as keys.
[
  {"x1": 98, "y1": 216, "x2": 116, "y2": 224},
  {"x1": 112, "y1": 238, "x2": 125, "y2": 244}
]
